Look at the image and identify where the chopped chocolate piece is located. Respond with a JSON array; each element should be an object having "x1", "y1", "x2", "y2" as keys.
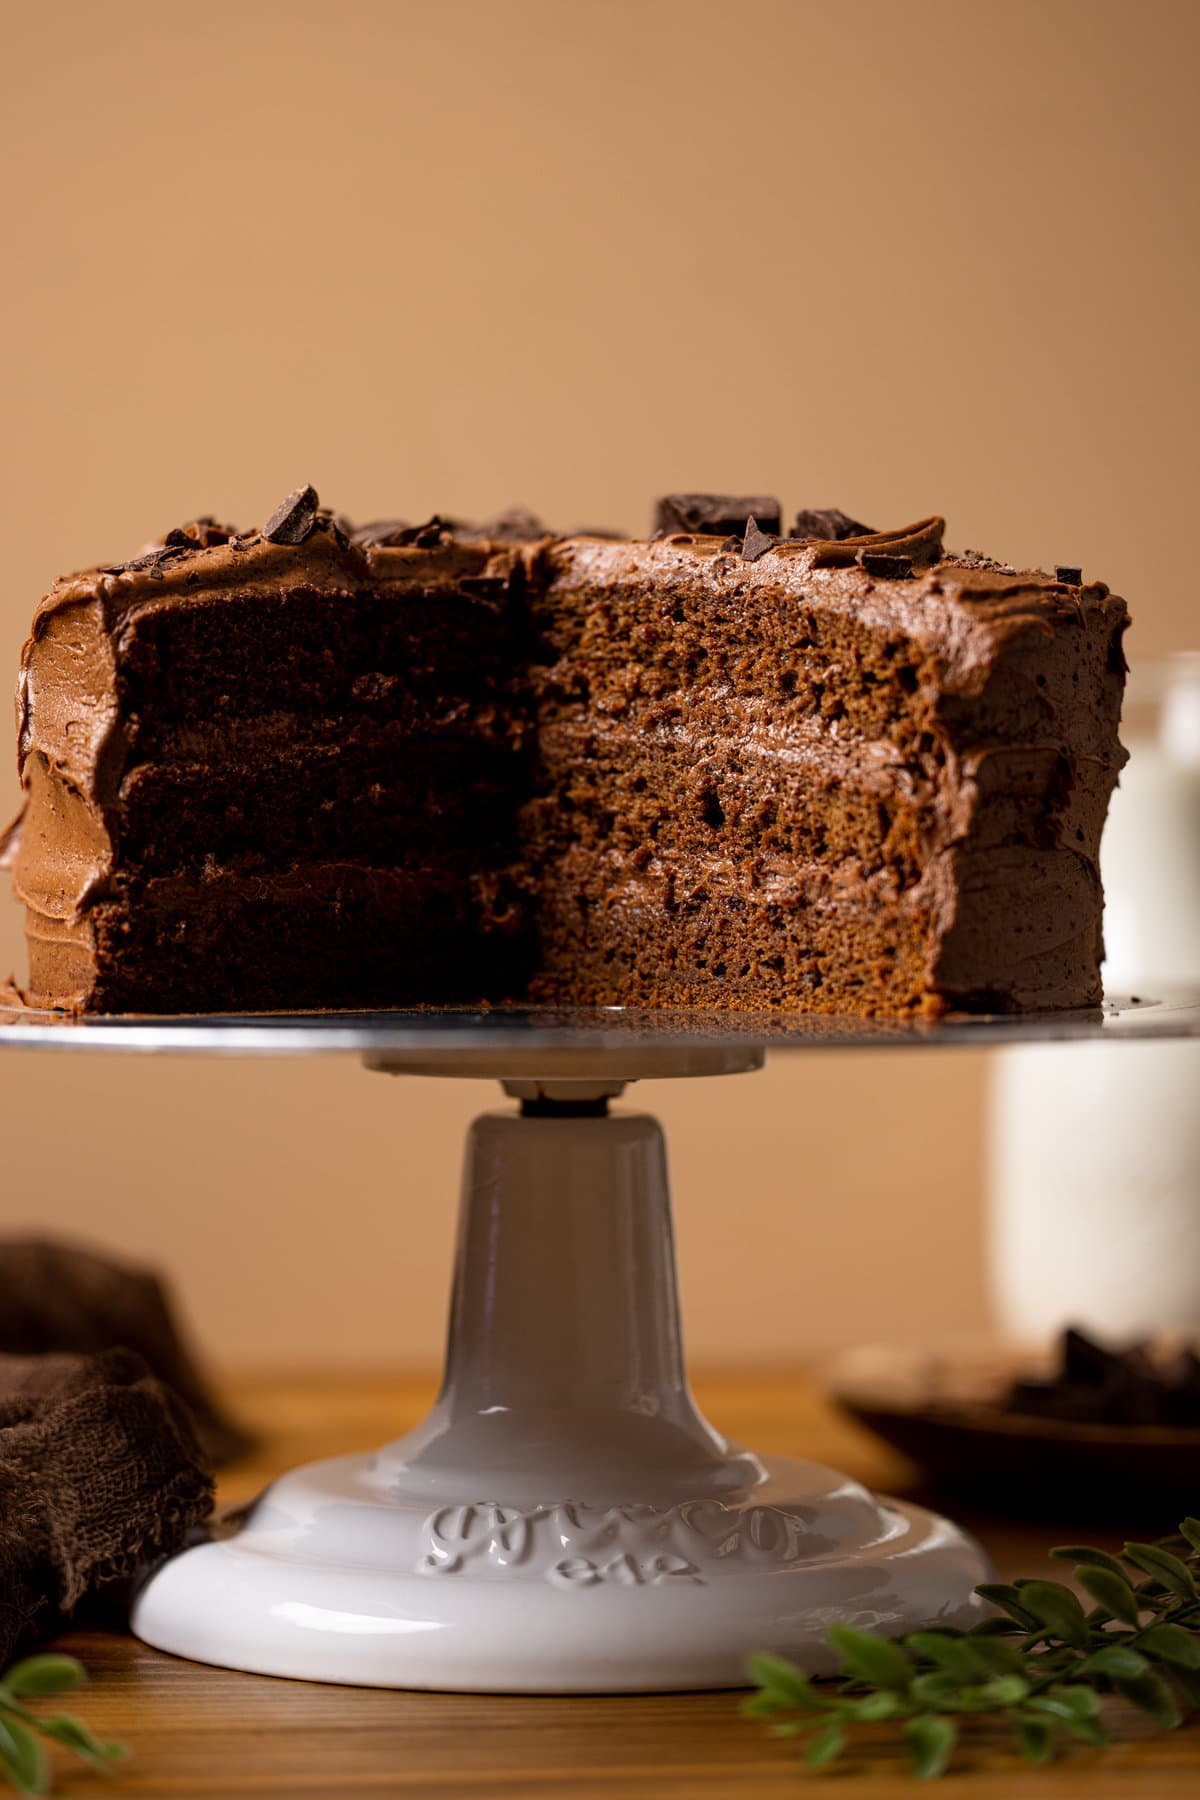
[
  {"x1": 860, "y1": 552, "x2": 914, "y2": 579},
  {"x1": 314, "y1": 510, "x2": 351, "y2": 550},
  {"x1": 160, "y1": 519, "x2": 238, "y2": 552},
  {"x1": 262, "y1": 484, "x2": 320, "y2": 546},
  {"x1": 102, "y1": 545, "x2": 185, "y2": 576},
  {"x1": 353, "y1": 516, "x2": 455, "y2": 549},
  {"x1": 1056, "y1": 565, "x2": 1083, "y2": 586},
  {"x1": 741, "y1": 517, "x2": 777, "y2": 563},
  {"x1": 654, "y1": 494, "x2": 782, "y2": 537},
  {"x1": 791, "y1": 507, "x2": 876, "y2": 542}
]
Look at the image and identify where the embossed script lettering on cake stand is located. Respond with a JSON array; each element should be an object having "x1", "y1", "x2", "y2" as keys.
[{"x1": 8, "y1": 1001, "x2": 1192, "y2": 1691}]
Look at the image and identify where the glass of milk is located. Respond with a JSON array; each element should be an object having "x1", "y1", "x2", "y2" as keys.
[{"x1": 988, "y1": 654, "x2": 1200, "y2": 1338}]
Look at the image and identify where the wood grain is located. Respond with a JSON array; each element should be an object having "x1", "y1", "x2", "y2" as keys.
[{"x1": 35, "y1": 1369, "x2": 1198, "y2": 1799}]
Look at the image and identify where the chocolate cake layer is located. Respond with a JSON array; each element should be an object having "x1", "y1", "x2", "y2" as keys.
[
  {"x1": 527, "y1": 843, "x2": 1103, "y2": 1013},
  {"x1": 112, "y1": 744, "x2": 521, "y2": 876},
  {"x1": 24, "y1": 862, "x2": 527, "y2": 1015},
  {"x1": 6, "y1": 491, "x2": 1128, "y2": 1015},
  {"x1": 526, "y1": 710, "x2": 1115, "y2": 873}
]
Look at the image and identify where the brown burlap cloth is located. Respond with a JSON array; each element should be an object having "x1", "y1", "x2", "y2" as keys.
[{"x1": 0, "y1": 1238, "x2": 251, "y2": 1665}]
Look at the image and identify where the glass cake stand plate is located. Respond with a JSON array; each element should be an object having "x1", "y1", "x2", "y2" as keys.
[{"x1": 2, "y1": 992, "x2": 1198, "y2": 1694}]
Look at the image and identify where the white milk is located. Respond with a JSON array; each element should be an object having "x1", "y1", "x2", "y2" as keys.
[{"x1": 987, "y1": 656, "x2": 1200, "y2": 1338}]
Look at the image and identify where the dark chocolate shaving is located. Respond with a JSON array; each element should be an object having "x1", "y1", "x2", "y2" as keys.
[
  {"x1": 160, "y1": 519, "x2": 238, "y2": 552},
  {"x1": 810, "y1": 515, "x2": 946, "y2": 571},
  {"x1": 741, "y1": 517, "x2": 778, "y2": 563},
  {"x1": 101, "y1": 545, "x2": 186, "y2": 577},
  {"x1": 316, "y1": 510, "x2": 351, "y2": 550},
  {"x1": 860, "y1": 552, "x2": 914, "y2": 579},
  {"x1": 654, "y1": 494, "x2": 782, "y2": 538},
  {"x1": 355, "y1": 509, "x2": 549, "y2": 549},
  {"x1": 262, "y1": 485, "x2": 321, "y2": 546},
  {"x1": 1055, "y1": 565, "x2": 1083, "y2": 586},
  {"x1": 352, "y1": 516, "x2": 451, "y2": 549},
  {"x1": 791, "y1": 508, "x2": 876, "y2": 542}
]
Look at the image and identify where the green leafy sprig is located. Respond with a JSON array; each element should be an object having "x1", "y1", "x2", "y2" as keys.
[
  {"x1": 0, "y1": 1656, "x2": 126, "y2": 1796},
  {"x1": 744, "y1": 1515, "x2": 1200, "y2": 1779}
]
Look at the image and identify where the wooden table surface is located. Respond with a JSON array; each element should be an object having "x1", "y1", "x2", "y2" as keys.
[{"x1": 43, "y1": 1369, "x2": 1198, "y2": 1799}]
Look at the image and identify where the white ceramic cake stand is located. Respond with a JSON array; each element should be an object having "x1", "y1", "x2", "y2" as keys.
[{"x1": 3, "y1": 994, "x2": 1199, "y2": 1692}]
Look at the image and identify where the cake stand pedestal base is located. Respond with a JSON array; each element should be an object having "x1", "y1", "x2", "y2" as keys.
[{"x1": 132, "y1": 1050, "x2": 990, "y2": 1691}]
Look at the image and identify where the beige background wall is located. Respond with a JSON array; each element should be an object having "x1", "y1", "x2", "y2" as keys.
[{"x1": 0, "y1": 0, "x2": 1195, "y2": 1371}]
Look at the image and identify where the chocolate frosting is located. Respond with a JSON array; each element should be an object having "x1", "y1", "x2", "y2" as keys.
[{"x1": 9, "y1": 487, "x2": 1129, "y2": 1015}]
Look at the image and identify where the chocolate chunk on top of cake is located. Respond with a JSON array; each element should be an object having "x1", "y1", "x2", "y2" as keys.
[{"x1": 7, "y1": 488, "x2": 1128, "y2": 1015}]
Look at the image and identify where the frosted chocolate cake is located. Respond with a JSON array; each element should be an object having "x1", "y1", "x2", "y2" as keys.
[{"x1": 5, "y1": 487, "x2": 1128, "y2": 1015}]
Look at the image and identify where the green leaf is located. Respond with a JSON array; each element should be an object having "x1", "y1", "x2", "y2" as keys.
[
  {"x1": 976, "y1": 1583, "x2": 1040, "y2": 1631},
  {"x1": 1138, "y1": 1622, "x2": 1200, "y2": 1671},
  {"x1": 902, "y1": 1715, "x2": 957, "y2": 1780},
  {"x1": 1123, "y1": 1543, "x2": 1199, "y2": 1601},
  {"x1": 979, "y1": 1674, "x2": 1030, "y2": 1706},
  {"x1": 1078, "y1": 1567, "x2": 1143, "y2": 1627},
  {"x1": 968, "y1": 1615, "x2": 1023, "y2": 1638},
  {"x1": 0, "y1": 1715, "x2": 49, "y2": 1797},
  {"x1": 1025, "y1": 1695, "x2": 1111, "y2": 1745},
  {"x1": 826, "y1": 1625, "x2": 912, "y2": 1691},
  {"x1": 960, "y1": 1632, "x2": 1027, "y2": 1676},
  {"x1": 804, "y1": 1718, "x2": 846, "y2": 1767},
  {"x1": 910, "y1": 1671, "x2": 964, "y2": 1708},
  {"x1": 905, "y1": 1632, "x2": 989, "y2": 1682},
  {"x1": 1177, "y1": 1518, "x2": 1200, "y2": 1555},
  {"x1": 1116, "y1": 1670, "x2": 1182, "y2": 1729},
  {"x1": 849, "y1": 1690, "x2": 901, "y2": 1722},
  {"x1": 1, "y1": 1655, "x2": 87, "y2": 1699},
  {"x1": 1016, "y1": 1716, "x2": 1056, "y2": 1764},
  {"x1": 37, "y1": 1715, "x2": 128, "y2": 1769},
  {"x1": 1018, "y1": 1580, "x2": 1091, "y2": 1648},
  {"x1": 1047, "y1": 1683, "x2": 1101, "y2": 1719},
  {"x1": 1050, "y1": 1545, "x2": 1132, "y2": 1581},
  {"x1": 744, "y1": 1653, "x2": 816, "y2": 1709},
  {"x1": 1080, "y1": 1643, "x2": 1149, "y2": 1680}
]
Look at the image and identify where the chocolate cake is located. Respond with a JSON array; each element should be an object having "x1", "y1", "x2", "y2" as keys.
[{"x1": 4, "y1": 488, "x2": 1128, "y2": 1016}]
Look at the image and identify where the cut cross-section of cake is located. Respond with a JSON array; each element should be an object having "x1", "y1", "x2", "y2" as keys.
[
  {"x1": 4, "y1": 488, "x2": 1128, "y2": 1016},
  {"x1": 524, "y1": 509, "x2": 1128, "y2": 1013}
]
